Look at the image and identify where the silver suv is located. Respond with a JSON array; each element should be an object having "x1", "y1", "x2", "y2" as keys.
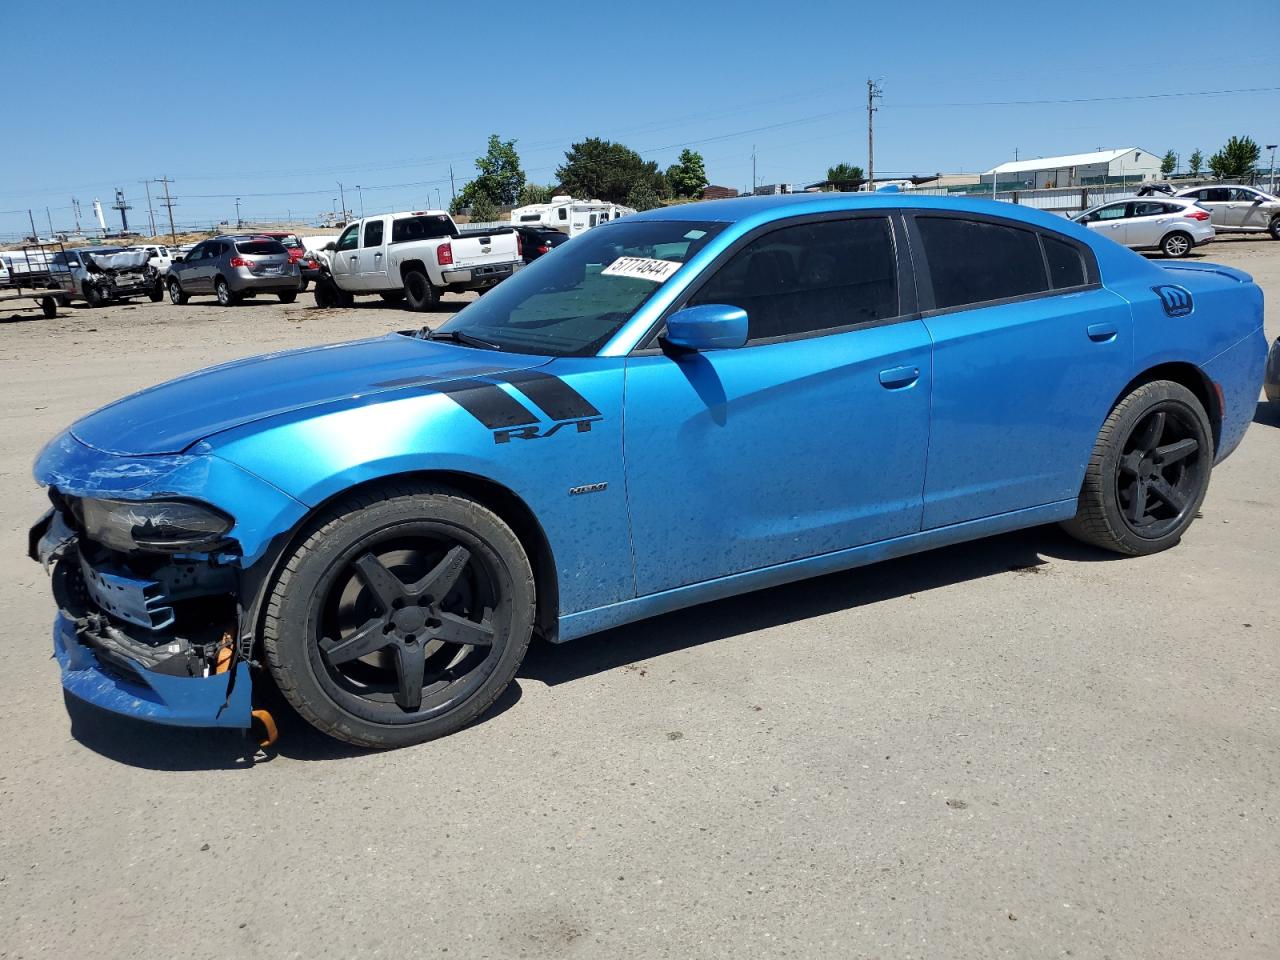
[
  {"x1": 1172, "y1": 184, "x2": 1280, "y2": 240},
  {"x1": 167, "y1": 235, "x2": 300, "y2": 306}
]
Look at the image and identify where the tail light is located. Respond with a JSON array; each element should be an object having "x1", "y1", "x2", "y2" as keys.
[
  {"x1": 537, "y1": 244, "x2": 550, "y2": 255},
  {"x1": 1186, "y1": 210, "x2": 1211, "y2": 221},
  {"x1": 516, "y1": 233, "x2": 523, "y2": 256},
  {"x1": 229, "y1": 256, "x2": 253, "y2": 268},
  {"x1": 437, "y1": 243, "x2": 453, "y2": 266}
]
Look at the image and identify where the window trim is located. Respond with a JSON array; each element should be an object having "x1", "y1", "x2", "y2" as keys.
[
  {"x1": 902, "y1": 210, "x2": 1100, "y2": 319},
  {"x1": 631, "y1": 210, "x2": 917, "y2": 354}
]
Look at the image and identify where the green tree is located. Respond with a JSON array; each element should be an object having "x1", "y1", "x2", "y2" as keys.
[
  {"x1": 1208, "y1": 135, "x2": 1260, "y2": 181},
  {"x1": 826, "y1": 162, "x2": 865, "y2": 189},
  {"x1": 665, "y1": 149, "x2": 709, "y2": 199},
  {"x1": 1160, "y1": 150, "x2": 1177, "y2": 177},
  {"x1": 1188, "y1": 148, "x2": 1204, "y2": 177},
  {"x1": 557, "y1": 138, "x2": 665, "y2": 204},
  {"x1": 518, "y1": 183, "x2": 553, "y2": 206},
  {"x1": 465, "y1": 194, "x2": 500, "y2": 223},
  {"x1": 625, "y1": 181, "x2": 661, "y2": 211},
  {"x1": 450, "y1": 134, "x2": 526, "y2": 214}
]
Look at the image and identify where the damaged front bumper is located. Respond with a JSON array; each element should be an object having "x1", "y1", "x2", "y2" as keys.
[{"x1": 34, "y1": 507, "x2": 253, "y2": 728}]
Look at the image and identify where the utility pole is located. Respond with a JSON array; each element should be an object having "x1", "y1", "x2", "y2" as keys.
[
  {"x1": 435, "y1": 187, "x2": 443, "y2": 208},
  {"x1": 449, "y1": 165, "x2": 457, "y2": 203},
  {"x1": 156, "y1": 177, "x2": 177, "y2": 245},
  {"x1": 143, "y1": 180, "x2": 157, "y2": 237},
  {"x1": 751, "y1": 145, "x2": 757, "y2": 193},
  {"x1": 1269, "y1": 144, "x2": 1278, "y2": 194},
  {"x1": 28, "y1": 209, "x2": 37, "y2": 242},
  {"x1": 235, "y1": 197, "x2": 242, "y2": 229},
  {"x1": 46, "y1": 207, "x2": 54, "y2": 238},
  {"x1": 337, "y1": 181, "x2": 347, "y2": 221},
  {"x1": 867, "y1": 78, "x2": 883, "y2": 194},
  {"x1": 355, "y1": 184, "x2": 364, "y2": 218},
  {"x1": 71, "y1": 197, "x2": 81, "y2": 235}
]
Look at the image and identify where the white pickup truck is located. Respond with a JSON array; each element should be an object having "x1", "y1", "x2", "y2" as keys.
[{"x1": 313, "y1": 210, "x2": 523, "y2": 311}]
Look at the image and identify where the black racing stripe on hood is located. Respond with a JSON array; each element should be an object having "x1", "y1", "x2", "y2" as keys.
[
  {"x1": 498, "y1": 369, "x2": 601, "y2": 421},
  {"x1": 433, "y1": 379, "x2": 539, "y2": 428}
]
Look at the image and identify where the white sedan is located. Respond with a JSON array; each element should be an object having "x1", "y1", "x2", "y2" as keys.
[{"x1": 1073, "y1": 197, "x2": 1214, "y2": 258}]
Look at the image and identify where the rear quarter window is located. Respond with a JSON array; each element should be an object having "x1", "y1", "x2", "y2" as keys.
[{"x1": 1042, "y1": 235, "x2": 1086, "y2": 289}]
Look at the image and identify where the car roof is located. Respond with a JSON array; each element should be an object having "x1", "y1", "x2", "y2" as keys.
[{"x1": 621, "y1": 191, "x2": 1098, "y2": 235}]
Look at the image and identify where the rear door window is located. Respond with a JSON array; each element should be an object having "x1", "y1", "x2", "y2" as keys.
[
  {"x1": 391, "y1": 214, "x2": 455, "y2": 243},
  {"x1": 363, "y1": 219, "x2": 384, "y2": 247},
  {"x1": 916, "y1": 216, "x2": 1048, "y2": 310},
  {"x1": 689, "y1": 217, "x2": 899, "y2": 341}
]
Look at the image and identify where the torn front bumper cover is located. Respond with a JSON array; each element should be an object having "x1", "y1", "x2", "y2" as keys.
[{"x1": 32, "y1": 508, "x2": 254, "y2": 729}]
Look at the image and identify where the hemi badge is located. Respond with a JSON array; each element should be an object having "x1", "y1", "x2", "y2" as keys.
[{"x1": 569, "y1": 482, "x2": 608, "y2": 496}]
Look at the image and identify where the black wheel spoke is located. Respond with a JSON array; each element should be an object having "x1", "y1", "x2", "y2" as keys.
[
  {"x1": 1135, "y1": 410, "x2": 1166, "y2": 453},
  {"x1": 1154, "y1": 437, "x2": 1198, "y2": 466},
  {"x1": 1118, "y1": 451, "x2": 1144, "y2": 477},
  {"x1": 392, "y1": 641, "x2": 427, "y2": 711},
  {"x1": 321, "y1": 616, "x2": 392, "y2": 665},
  {"x1": 354, "y1": 553, "x2": 408, "y2": 611},
  {"x1": 433, "y1": 610, "x2": 495, "y2": 647},
  {"x1": 408, "y1": 545, "x2": 471, "y2": 600},
  {"x1": 1126, "y1": 480, "x2": 1149, "y2": 523},
  {"x1": 1149, "y1": 477, "x2": 1187, "y2": 513}
]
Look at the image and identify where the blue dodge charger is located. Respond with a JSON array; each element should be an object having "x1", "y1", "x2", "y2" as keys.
[{"x1": 30, "y1": 194, "x2": 1267, "y2": 748}]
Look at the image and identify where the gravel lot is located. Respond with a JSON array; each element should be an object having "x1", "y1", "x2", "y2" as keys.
[{"x1": 2, "y1": 240, "x2": 1278, "y2": 959}]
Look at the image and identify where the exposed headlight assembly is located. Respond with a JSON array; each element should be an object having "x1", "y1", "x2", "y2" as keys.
[{"x1": 77, "y1": 498, "x2": 234, "y2": 553}]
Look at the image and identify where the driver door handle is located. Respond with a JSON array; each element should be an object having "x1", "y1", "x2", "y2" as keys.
[{"x1": 879, "y1": 365, "x2": 920, "y2": 389}]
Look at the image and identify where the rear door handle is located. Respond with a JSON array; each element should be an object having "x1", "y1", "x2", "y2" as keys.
[
  {"x1": 1087, "y1": 322, "x2": 1118, "y2": 343},
  {"x1": 878, "y1": 365, "x2": 920, "y2": 389}
]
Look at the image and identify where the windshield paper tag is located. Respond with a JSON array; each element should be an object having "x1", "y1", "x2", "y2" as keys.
[{"x1": 601, "y1": 257, "x2": 681, "y2": 282}]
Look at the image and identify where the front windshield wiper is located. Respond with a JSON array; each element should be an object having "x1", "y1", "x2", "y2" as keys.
[{"x1": 420, "y1": 327, "x2": 500, "y2": 350}]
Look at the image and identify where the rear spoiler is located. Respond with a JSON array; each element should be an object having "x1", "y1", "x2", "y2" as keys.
[{"x1": 1159, "y1": 261, "x2": 1253, "y2": 284}]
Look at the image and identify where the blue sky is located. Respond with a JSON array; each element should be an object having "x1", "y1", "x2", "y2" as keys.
[{"x1": 2, "y1": 0, "x2": 1277, "y2": 237}]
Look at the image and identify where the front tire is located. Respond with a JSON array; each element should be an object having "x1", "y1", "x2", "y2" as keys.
[
  {"x1": 403, "y1": 270, "x2": 440, "y2": 312},
  {"x1": 1061, "y1": 380, "x2": 1213, "y2": 556},
  {"x1": 262, "y1": 484, "x2": 536, "y2": 748},
  {"x1": 1269, "y1": 216, "x2": 1280, "y2": 241},
  {"x1": 40, "y1": 295, "x2": 57, "y2": 318},
  {"x1": 168, "y1": 278, "x2": 189, "y2": 305},
  {"x1": 83, "y1": 283, "x2": 105, "y2": 308},
  {"x1": 1161, "y1": 231, "x2": 1192, "y2": 258},
  {"x1": 148, "y1": 279, "x2": 164, "y2": 302}
]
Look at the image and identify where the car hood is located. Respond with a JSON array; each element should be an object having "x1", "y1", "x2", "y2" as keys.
[{"x1": 71, "y1": 333, "x2": 549, "y2": 456}]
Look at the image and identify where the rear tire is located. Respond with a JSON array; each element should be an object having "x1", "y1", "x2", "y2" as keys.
[
  {"x1": 1161, "y1": 231, "x2": 1192, "y2": 258},
  {"x1": 262, "y1": 483, "x2": 536, "y2": 748},
  {"x1": 278, "y1": 291, "x2": 298, "y2": 304},
  {"x1": 41, "y1": 295, "x2": 57, "y2": 318},
  {"x1": 1269, "y1": 216, "x2": 1280, "y2": 241},
  {"x1": 168, "y1": 278, "x2": 189, "y2": 305},
  {"x1": 403, "y1": 270, "x2": 439, "y2": 312},
  {"x1": 1061, "y1": 380, "x2": 1213, "y2": 556},
  {"x1": 214, "y1": 277, "x2": 236, "y2": 307}
]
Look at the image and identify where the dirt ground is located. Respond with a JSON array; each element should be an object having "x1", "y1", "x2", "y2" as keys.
[{"x1": 1, "y1": 238, "x2": 1279, "y2": 959}]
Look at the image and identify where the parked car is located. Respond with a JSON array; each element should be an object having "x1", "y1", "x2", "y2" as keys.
[
  {"x1": 1074, "y1": 198, "x2": 1214, "y2": 257},
  {"x1": 1265, "y1": 337, "x2": 1280, "y2": 406},
  {"x1": 312, "y1": 210, "x2": 522, "y2": 310},
  {"x1": 1173, "y1": 184, "x2": 1280, "y2": 239},
  {"x1": 513, "y1": 225, "x2": 569, "y2": 263},
  {"x1": 166, "y1": 235, "x2": 300, "y2": 306},
  {"x1": 50, "y1": 247, "x2": 165, "y2": 306},
  {"x1": 28, "y1": 194, "x2": 1266, "y2": 748},
  {"x1": 253, "y1": 231, "x2": 321, "y2": 289},
  {"x1": 139, "y1": 243, "x2": 175, "y2": 275}
]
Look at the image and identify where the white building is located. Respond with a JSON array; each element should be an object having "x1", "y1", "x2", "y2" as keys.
[
  {"x1": 509, "y1": 196, "x2": 635, "y2": 238},
  {"x1": 980, "y1": 148, "x2": 1161, "y2": 189}
]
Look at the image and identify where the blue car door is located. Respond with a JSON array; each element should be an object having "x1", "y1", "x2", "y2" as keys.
[
  {"x1": 905, "y1": 213, "x2": 1133, "y2": 528},
  {"x1": 623, "y1": 214, "x2": 933, "y2": 597}
]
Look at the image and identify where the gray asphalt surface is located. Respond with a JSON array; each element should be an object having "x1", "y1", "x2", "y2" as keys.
[{"x1": 1, "y1": 242, "x2": 1278, "y2": 959}]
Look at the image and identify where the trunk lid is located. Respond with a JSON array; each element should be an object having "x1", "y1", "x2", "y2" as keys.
[{"x1": 71, "y1": 334, "x2": 548, "y2": 456}]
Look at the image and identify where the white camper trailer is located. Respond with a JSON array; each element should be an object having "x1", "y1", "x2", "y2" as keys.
[{"x1": 508, "y1": 196, "x2": 635, "y2": 238}]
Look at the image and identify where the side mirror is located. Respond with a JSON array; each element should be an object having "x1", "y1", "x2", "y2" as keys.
[
  {"x1": 323, "y1": 242, "x2": 337, "y2": 252},
  {"x1": 663, "y1": 303, "x2": 748, "y2": 351}
]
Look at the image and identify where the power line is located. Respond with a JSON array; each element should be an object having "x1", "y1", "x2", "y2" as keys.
[{"x1": 888, "y1": 85, "x2": 1280, "y2": 108}]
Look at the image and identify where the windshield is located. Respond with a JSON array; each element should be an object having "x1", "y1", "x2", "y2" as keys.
[{"x1": 434, "y1": 219, "x2": 724, "y2": 356}]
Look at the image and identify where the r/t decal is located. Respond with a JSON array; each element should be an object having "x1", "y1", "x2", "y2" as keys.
[{"x1": 493, "y1": 416, "x2": 603, "y2": 444}]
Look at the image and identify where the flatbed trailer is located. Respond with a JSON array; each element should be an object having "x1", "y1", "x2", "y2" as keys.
[{"x1": 0, "y1": 241, "x2": 70, "y2": 317}]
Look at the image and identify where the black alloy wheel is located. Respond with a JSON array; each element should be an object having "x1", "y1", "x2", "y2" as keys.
[{"x1": 1114, "y1": 405, "x2": 1204, "y2": 539}]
